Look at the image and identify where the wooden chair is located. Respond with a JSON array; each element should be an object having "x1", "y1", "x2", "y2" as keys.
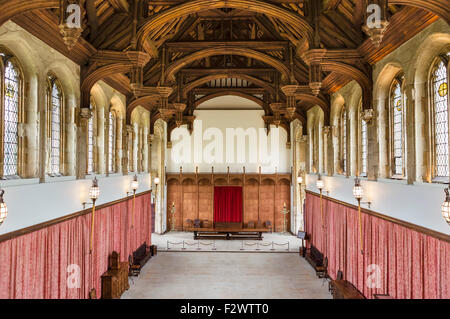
[
  {"x1": 247, "y1": 221, "x2": 255, "y2": 229},
  {"x1": 185, "y1": 219, "x2": 193, "y2": 228},
  {"x1": 193, "y1": 219, "x2": 201, "y2": 228},
  {"x1": 202, "y1": 220, "x2": 211, "y2": 228},
  {"x1": 264, "y1": 220, "x2": 272, "y2": 232},
  {"x1": 316, "y1": 256, "x2": 328, "y2": 278},
  {"x1": 330, "y1": 270, "x2": 343, "y2": 293}
]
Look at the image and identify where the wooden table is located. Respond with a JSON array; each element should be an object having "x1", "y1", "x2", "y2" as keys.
[{"x1": 185, "y1": 227, "x2": 270, "y2": 240}]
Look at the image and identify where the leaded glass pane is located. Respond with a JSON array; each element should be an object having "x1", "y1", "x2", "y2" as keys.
[
  {"x1": 50, "y1": 82, "x2": 61, "y2": 175},
  {"x1": 87, "y1": 108, "x2": 94, "y2": 174},
  {"x1": 392, "y1": 81, "x2": 403, "y2": 176},
  {"x1": 361, "y1": 118, "x2": 368, "y2": 176},
  {"x1": 3, "y1": 60, "x2": 19, "y2": 176},
  {"x1": 433, "y1": 58, "x2": 449, "y2": 178},
  {"x1": 108, "y1": 112, "x2": 115, "y2": 173}
]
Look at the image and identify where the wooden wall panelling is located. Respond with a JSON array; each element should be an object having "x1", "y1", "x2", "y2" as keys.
[
  {"x1": 276, "y1": 179, "x2": 291, "y2": 232},
  {"x1": 244, "y1": 178, "x2": 259, "y2": 226},
  {"x1": 260, "y1": 178, "x2": 275, "y2": 226},
  {"x1": 182, "y1": 178, "x2": 197, "y2": 230},
  {"x1": 198, "y1": 178, "x2": 213, "y2": 223},
  {"x1": 166, "y1": 173, "x2": 291, "y2": 231},
  {"x1": 166, "y1": 179, "x2": 181, "y2": 231}
]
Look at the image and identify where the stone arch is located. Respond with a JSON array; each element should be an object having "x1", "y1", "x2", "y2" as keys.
[
  {"x1": 126, "y1": 94, "x2": 160, "y2": 125},
  {"x1": 296, "y1": 93, "x2": 330, "y2": 125},
  {"x1": 0, "y1": 41, "x2": 36, "y2": 177},
  {"x1": 374, "y1": 62, "x2": 404, "y2": 178},
  {"x1": 307, "y1": 106, "x2": 324, "y2": 173},
  {"x1": 81, "y1": 63, "x2": 132, "y2": 110},
  {"x1": 322, "y1": 61, "x2": 372, "y2": 111},
  {"x1": 408, "y1": 32, "x2": 450, "y2": 181}
]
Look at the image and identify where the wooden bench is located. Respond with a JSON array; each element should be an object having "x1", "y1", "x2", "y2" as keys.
[
  {"x1": 305, "y1": 245, "x2": 327, "y2": 277},
  {"x1": 329, "y1": 280, "x2": 365, "y2": 299},
  {"x1": 130, "y1": 242, "x2": 151, "y2": 275}
]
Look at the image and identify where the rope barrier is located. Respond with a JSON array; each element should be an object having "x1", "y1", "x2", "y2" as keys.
[
  {"x1": 240, "y1": 241, "x2": 291, "y2": 251},
  {"x1": 167, "y1": 240, "x2": 217, "y2": 250}
]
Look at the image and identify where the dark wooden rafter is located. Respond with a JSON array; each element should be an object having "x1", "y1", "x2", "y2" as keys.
[{"x1": 0, "y1": 0, "x2": 447, "y2": 126}]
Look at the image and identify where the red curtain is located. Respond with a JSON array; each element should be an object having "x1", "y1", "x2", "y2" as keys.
[
  {"x1": 304, "y1": 193, "x2": 450, "y2": 299},
  {"x1": 0, "y1": 193, "x2": 152, "y2": 299},
  {"x1": 214, "y1": 186, "x2": 243, "y2": 223}
]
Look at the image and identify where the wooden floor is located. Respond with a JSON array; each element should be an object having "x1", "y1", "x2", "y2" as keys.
[{"x1": 122, "y1": 252, "x2": 332, "y2": 299}]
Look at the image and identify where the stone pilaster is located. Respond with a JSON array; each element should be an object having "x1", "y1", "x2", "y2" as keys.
[
  {"x1": 323, "y1": 126, "x2": 334, "y2": 176},
  {"x1": 405, "y1": 83, "x2": 416, "y2": 185},
  {"x1": 364, "y1": 108, "x2": 379, "y2": 181},
  {"x1": 76, "y1": 108, "x2": 92, "y2": 180},
  {"x1": 121, "y1": 119, "x2": 129, "y2": 176}
]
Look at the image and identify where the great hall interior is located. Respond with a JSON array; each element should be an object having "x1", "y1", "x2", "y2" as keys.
[{"x1": 0, "y1": 0, "x2": 448, "y2": 301}]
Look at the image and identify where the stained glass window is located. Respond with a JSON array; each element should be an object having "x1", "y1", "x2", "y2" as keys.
[
  {"x1": 3, "y1": 59, "x2": 20, "y2": 176},
  {"x1": 361, "y1": 115, "x2": 368, "y2": 176},
  {"x1": 87, "y1": 106, "x2": 94, "y2": 174},
  {"x1": 341, "y1": 107, "x2": 347, "y2": 174},
  {"x1": 50, "y1": 80, "x2": 61, "y2": 175},
  {"x1": 432, "y1": 56, "x2": 449, "y2": 178},
  {"x1": 108, "y1": 111, "x2": 115, "y2": 173},
  {"x1": 392, "y1": 78, "x2": 404, "y2": 177}
]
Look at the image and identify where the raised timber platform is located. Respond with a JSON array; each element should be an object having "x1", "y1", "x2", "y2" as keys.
[{"x1": 185, "y1": 224, "x2": 270, "y2": 240}]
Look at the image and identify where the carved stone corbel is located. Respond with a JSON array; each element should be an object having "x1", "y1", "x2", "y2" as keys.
[
  {"x1": 363, "y1": 21, "x2": 389, "y2": 48},
  {"x1": 58, "y1": 0, "x2": 83, "y2": 50},
  {"x1": 362, "y1": 0, "x2": 390, "y2": 48},
  {"x1": 361, "y1": 109, "x2": 375, "y2": 124},
  {"x1": 323, "y1": 126, "x2": 331, "y2": 136}
]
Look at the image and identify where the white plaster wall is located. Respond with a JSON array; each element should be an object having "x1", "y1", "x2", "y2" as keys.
[
  {"x1": 167, "y1": 110, "x2": 291, "y2": 174},
  {"x1": 0, "y1": 173, "x2": 151, "y2": 235},
  {"x1": 306, "y1": 174, "x2": 449, "y2": 235}
]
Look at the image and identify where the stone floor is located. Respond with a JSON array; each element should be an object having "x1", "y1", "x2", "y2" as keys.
[
  {"x1": 122, "y1": 252, "x2": 332, "y2": 299},
  {"x1": 152, "y1": 231, "x2": 304, "y2": 252}
]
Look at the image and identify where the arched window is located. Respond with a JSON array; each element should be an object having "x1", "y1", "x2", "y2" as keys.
[
  {"x1": 47, "y1": 75, "x2": 63, "y2": 176},
  {"x1": 108, "y1": 110, "x2": 116, "y2": 173},
  {"x1": 359, "y1": 102, "x2": 368, "y2": 177},
  {"x1": 340, "y1": 106, "x2": 347, "y2": 174},
  {"x1": 431, "y1": 53, "x2": 449, "y2": 179},
  {"x1": 87, "y1": 103, "x2": 95, "y2": 175},
  {"x1": 1, "y1": 54, "x2": 21, "y2": 177},
  {"x1": 390, "y1": 74, "x2": 405, "y2": 178}
]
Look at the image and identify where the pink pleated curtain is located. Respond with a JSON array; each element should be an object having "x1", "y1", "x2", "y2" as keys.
[
  {"x1": 304, "y1": 193, "x2": 450, "y2": 299},
  {"x1": 0, "y1": 193, "x2": 152, "y2": 299}
]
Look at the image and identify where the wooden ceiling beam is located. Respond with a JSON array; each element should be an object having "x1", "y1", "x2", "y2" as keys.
[
  {"x1": 86, "y1": 0, "x2": 100, "y2": 41},
  {"x1": 107, "y1": 0, "x2": 129, "y2": 12},
  {"x1": 192, "y1": 87, "x2": 266, "y2": 95},
  {"x1": 165, "y1": 41, "x2": 289, "y2": 51},
  {"x1": 325, "y1": 0, "x2": 342, "y2": 11}
]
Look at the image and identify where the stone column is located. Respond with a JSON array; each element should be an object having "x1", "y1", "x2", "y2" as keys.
[
  {"x1": 323, "y1": 126, "x2": 334, "y2": 176},
  {"x1": 126, "y1": 124, "x2": 134, "y2": 173},
  {"x1": 305, "y1": 134, "x2": 310, "y2": 173},
  {"x1": 405, "y1": 83, "x2": 416, "y2": 185},
  {"x1": 121, "y1": 119, "x2": 129, "y2": 176},
  {"x1": 76, "y1": 108, "x2": 92, "y2": 180},
  {"x1": 363, "y1": 109, "x2": 378, "y2": 181}
]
